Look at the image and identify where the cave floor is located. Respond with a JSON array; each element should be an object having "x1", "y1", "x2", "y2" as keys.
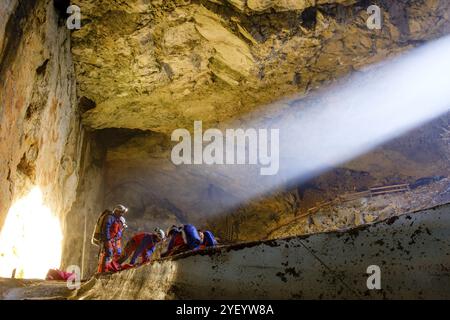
[{"x1": 0, "y1": 278, "x2": 75, "y2": 300}]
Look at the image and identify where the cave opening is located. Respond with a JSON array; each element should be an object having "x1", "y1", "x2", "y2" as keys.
[{"x1": 0, "y1": 187, "x2": 62, "y2": 279}]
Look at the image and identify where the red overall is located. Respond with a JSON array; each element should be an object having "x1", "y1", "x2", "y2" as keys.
[
  {"x1": 97, "y1": 215, "x2": 124, "y2": 273},
  {"x1": 161, "y1": 231, "x2": 187, "y2": 257},
  {"x1": 119, "y1": 232, "x2": 158, "y2": 265}
]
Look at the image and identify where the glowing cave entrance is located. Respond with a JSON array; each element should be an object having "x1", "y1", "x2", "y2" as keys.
[{"x1": 0, "y1": 187, "x2": 63, "y2": 279}]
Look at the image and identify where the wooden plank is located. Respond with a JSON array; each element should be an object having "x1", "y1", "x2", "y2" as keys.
[
  {"x1": 370, "y1": 184, "x2": 409, "y2": 191},
  {"x1": 371, "y1": 187, "x2": 409, "y2": 194}
]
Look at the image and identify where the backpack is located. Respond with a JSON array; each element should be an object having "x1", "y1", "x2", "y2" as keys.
[
  {"x1": 203, "y1": 230, "x2": 217, "y2": 247},
  {"x1": 91, "y1": 210, "x2": 113, "y2": 246},
  {"x1": 181, "y1": 224, "x2": 201, "y2": 249}
]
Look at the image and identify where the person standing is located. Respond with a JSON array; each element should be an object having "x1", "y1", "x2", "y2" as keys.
[{"x1": 93, "y1": 205, "x2": 128, "y2": 273}]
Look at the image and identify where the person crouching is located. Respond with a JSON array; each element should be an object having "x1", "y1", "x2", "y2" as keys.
[
  {"x1": 198, "y1": 230, "x2": 218, "y2": 249},
  {"x1": 117, "y1": 228, "x2": 166, "y2": 267},
  {"x1": 161, "y1": 224, "x2": 202, "y2": 257}
]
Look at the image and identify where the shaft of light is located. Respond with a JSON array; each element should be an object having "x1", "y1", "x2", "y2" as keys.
[
  {"x1": 277, "y1": 35, "x2": 450, "y2": 183},
  {"x1": 194, "y1": 35, "x2": 450, "y2": 213}
]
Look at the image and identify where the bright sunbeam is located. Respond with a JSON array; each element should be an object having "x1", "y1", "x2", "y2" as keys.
[
  {"x1": 277, "y1": 34, "x2": 450, "y2": 181},
  {"x1": 0, "y1": 187, "x2": 63, "y2": 279},
  {"x1": 196, "y1": 35, "x2": 450, "y2": 212}
]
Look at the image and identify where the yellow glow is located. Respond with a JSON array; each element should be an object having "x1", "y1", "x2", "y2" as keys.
[{"x1": 0, "y1": 187, "x2": 63, "y2": 279}]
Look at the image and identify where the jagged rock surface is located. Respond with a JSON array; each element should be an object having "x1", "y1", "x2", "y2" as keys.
[
  {"x1": 72, "y1": 0, "x2": 450, "y2": 132},
  {"x1": 0, "y1": 0, "x2": 82, "y2": 228}
]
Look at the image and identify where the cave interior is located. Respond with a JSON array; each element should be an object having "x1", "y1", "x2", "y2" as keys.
[{"x1": 0, "y1": 0, "x2": 450, "y2": 284}]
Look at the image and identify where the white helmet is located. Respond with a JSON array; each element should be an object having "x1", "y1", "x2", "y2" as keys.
[
  {"x1": 119, "y1": 216, "x2": 128, "y2": 228},
  {"x1": 113, "y1": 204, "x2": 128, "y2": 215},
  {"x1": 154, "y1": 228, "x2": 166, "y2": 241}
]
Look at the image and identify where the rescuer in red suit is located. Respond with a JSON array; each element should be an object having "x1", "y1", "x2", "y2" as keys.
[
  {"x1": 161, "y1": 225, "x2": 202, "y2": 257},
  {"x1": 160, "y1": 226, "x2": 187, "y2": 257},
  {"x1": 97, "y1": 205, "x2": 128, "y2": 273},
  {"x1": 117, "y1": 229, "x2": 165, "y2": 266}
]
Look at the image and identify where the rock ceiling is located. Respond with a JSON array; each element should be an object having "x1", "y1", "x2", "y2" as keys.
[{"x1": 71, "y1": 0, "x2": 450, "y2": 133}]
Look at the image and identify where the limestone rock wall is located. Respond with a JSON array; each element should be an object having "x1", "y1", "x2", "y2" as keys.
[
  {"x1": 0, "y1": 0, "x2": 104, "y2": 276},
  {"x1": 0, "y1": 0, "x2": 78, "y2": 226},
  {"x1": 61, "y1": 132, "x2": 106, "y2": 278}
]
